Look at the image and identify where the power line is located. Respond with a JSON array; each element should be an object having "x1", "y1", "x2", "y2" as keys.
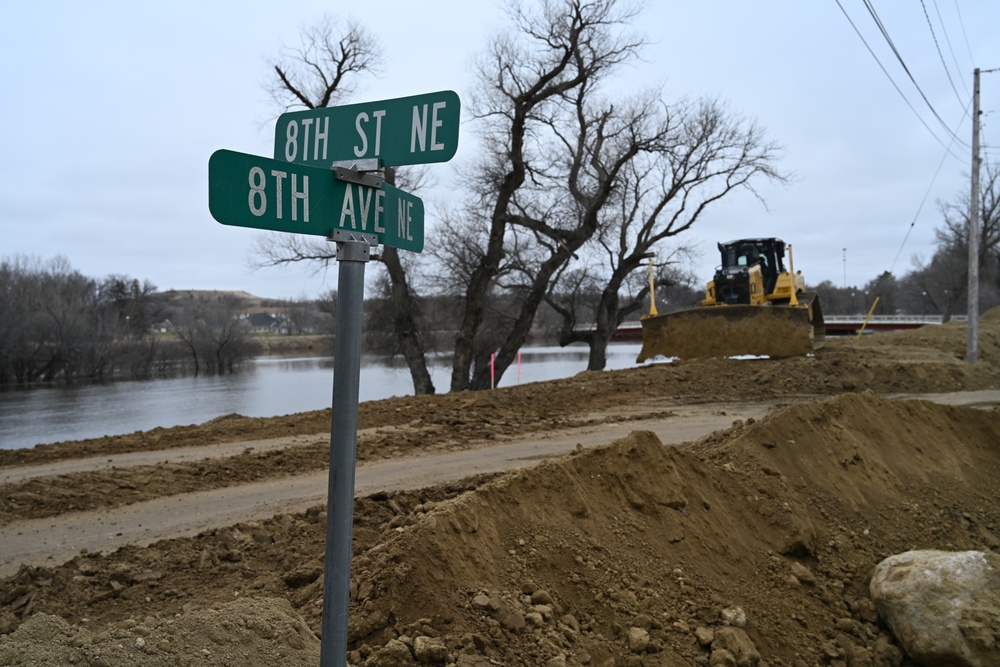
[
  {"x1": 833, "y1": 0, "x2": 967, "y2": 160},
  {"x1": 921, "y1": 0, "x2": 966, "y2": 109},
  {"x1": 952, "y1": 0, "x2": 975, "y2": 65},
  {"x1": 891, "y1": 68, "x2": 1000, "y2": 275},
  {"x1": 889, "y1": 103, "x2": 968, "y2": 275},
  {"x1": 860, "y1": 0, "x2": 970, "y2": 149},
  {"x1": 933, "y1": 0, "x2": 970, "y2": 98}
]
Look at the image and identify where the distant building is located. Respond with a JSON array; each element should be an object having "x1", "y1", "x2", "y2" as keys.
[{"x1": 242, "y1": 309, "x2": 293, "y2": 334}]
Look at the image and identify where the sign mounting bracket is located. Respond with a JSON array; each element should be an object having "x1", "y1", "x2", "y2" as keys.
[
  {"x1": 332, "y1": 159, "x2": 384, "y2": 189},
  {"x1": 328, "y1": 229, "x2": 379, "y2": 262},
  {"x1": 333, "y1": 166, "x2": 383, "y2": 188}
]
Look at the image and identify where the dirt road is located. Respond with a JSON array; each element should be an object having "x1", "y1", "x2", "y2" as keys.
[
  {"x1": 4, "y1": 391, "x2": 998, "y2": 579},
  {"x1": 0, "y1": 401, "x2": 774, "y2": 577}
]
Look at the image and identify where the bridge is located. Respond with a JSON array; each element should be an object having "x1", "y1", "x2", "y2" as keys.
[
  {"x1": 610, "y1": 314, "x2": 965, "y2": 342},
  {"x1": 822, "y1": 314, "x2": 966, "y2": 336}
]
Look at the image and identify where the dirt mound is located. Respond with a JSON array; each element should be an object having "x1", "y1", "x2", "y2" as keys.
[
  {"x1": 854, "y1": 314, "x2": 999, "y2": 362},
  {"x1": 324, "y1": 391, "x2": 998, "y2": 665},
  {"x1": 0, "y1": 597, "x2": 319, "y2": 666},
  {"x1": 3, "y1": 393, "x2": 1000, "y2": 665}
]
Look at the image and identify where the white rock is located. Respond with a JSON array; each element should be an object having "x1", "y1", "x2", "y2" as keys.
[
  {"x1": 720, "y1": 606, "x2": 747, "y2": 628},
  {"x1": 711, "y1": 627, "x2": 760, "y2": 667},
  {"x1": 870, "y1": 549, "x2": 1000, "y2": 667},
  {"x1": 413, "y1": 635, "x2": 449, "y2": 663},
  {"x1": 627, "y1": 626, "x2": 650, "y2": 653}
]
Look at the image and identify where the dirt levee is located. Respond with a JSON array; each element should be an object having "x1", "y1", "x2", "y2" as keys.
[
  {"x1": 4, "y1": 390, "x2": 997, "y2": 665},
  {"x1": 338, "y1": 391, "x2": 999, "y2": 664}
]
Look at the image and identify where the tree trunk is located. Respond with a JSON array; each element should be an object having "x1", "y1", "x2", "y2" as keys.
[
  {"x1": 470, "y1": 245, "x2": 576, "y2": 389},
  {"x1": 585, "y1": 280, "x2": 632, "y2": 371},
  {"x1": 587, "y1": 335, "x2": 609, "y2": 370},
  {"x1": 451, "y1": 172, "x2": 522, "y2": 392},
  {"x1": 381, "y1": 245, "x2": 435, "y2": 395}
]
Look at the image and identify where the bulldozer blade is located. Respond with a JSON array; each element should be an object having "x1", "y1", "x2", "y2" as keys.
[{"x1": 637, "y1": 294, "x2": 825, "y2": 361}]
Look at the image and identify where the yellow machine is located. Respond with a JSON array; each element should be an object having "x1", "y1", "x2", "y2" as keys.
[{"x1": 637, "y1": 238, "x2": 825, "y2": 361}]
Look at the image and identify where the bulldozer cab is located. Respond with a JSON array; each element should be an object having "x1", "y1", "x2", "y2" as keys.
[{"x1": 718, "y1": 238, "x2": 786, "y2": 296}]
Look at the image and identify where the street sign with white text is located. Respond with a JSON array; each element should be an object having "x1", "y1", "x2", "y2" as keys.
[
  {"x1": 273, "y1": 90, "x2": 460, "y2": 168},
  {"x1": 208, "y1": 149, "x2": 423, "y2": 252}
]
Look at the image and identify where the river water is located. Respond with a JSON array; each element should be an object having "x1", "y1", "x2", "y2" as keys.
[{"x1": 0, "y1": 344, "x2": 645, "y2": 450}]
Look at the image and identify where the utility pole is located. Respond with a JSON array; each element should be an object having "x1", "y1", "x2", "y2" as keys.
[
  {"x1": 842, "y1": 248, "x2": 847, "y2": 288},
  {"x1": 966, "y1": 68, "x2": 981, "y2": 364}
]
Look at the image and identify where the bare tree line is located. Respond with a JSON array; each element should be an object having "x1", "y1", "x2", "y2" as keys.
[{"x1": 0, "y1": 256, "x2": 267, "y2": 385}]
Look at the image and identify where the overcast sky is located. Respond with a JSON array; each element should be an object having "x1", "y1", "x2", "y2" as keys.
[{"x1": 2, "y1": 1, "x2": 998, "y2": 301}]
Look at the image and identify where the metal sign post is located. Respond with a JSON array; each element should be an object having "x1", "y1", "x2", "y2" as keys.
[
  {"x1": 210, "y1": 89, "x2": 458, "y2": 667},
  {"x1": 319, "y1": 228, "x2": 376, "y2": 667}
]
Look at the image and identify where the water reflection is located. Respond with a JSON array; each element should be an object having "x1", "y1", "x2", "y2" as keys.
[
  {"x1": 0, "y1": 344, "x2": 644, "y2": 450},
  {"x1": 255, "y1": 356, "x2": 335, "y2": 372}
]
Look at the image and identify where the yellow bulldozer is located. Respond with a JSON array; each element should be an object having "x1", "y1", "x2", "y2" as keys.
[{"x1": 637, "y1": 238, "x2": 825, "y2": 361}]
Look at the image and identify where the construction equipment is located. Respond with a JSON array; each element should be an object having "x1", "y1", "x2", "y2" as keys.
[{"x1": 637, "y1": 238, "x2": 825, "y2": 361}]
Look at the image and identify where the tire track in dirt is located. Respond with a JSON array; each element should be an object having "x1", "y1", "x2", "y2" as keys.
[
  {"x1": 0, "y1": 402, "x2": 774, "y2": 577},
  {"x1": 0, "y1": 434, "x2": 325, "y2": 485}
]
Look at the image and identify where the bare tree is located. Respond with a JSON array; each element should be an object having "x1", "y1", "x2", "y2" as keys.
[
  {"x1": 99, "y1": 275, "x2": 160, "y2": 339},
  {"x1": 258, "y1": 18, "x2": 438, "y2": 394},
  {"x1": 940, "y1": 160, "x2": 1000, "y2": 301},
  {"x1": 172, "y1": 295, "x2": 256, "y2": 375},
  {"x1": 257, "y1": 0, "x2": 784, "y2": 394},
  {"x1": 0, "y1": 255, "x2": 44, "y2": 383},
  {"x1": 908, "y1": 160, "x2": 1000, "y2": 318},
  {"x1": 447, "y1": 1, "x2": 784, "y2": 385},
  {"x1": 28, "y1": 257, "x2": 97, "y2": 381},
  {"x1": 813, "y1": 280, "x2": 864, "y2": 315},
  {"x1": 253, "y1": 15, "x2": 385, "y2": 282},
  {"x1": 267, "y1": 16, "x2": 382, "y2": 112},
  {"x1": 449, "y1": 0, "x2": 646, "y2": 391},
  {"x1": 863, "y1": 271, "x2": 900, "y2": 316},
  {"x1": 477, "y1": 98, "x2": 655, "y2": 381},
  {"x1": 543, "y1": 97, "x2": 785, "y2": 369},
  {"x1": 0, "y1": 256, "x2": 175, "y2": 384},
  {"x1": 907, "y1": 246, "x2": 969, "y2": 320}
]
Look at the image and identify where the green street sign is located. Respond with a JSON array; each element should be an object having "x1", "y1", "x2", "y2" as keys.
[
  {"x1": 208, "y1": 149, "x2": 423, "y2": 252},
  {"x1": 273, "y1": 90, "x2": 460, "y2": 168}
]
